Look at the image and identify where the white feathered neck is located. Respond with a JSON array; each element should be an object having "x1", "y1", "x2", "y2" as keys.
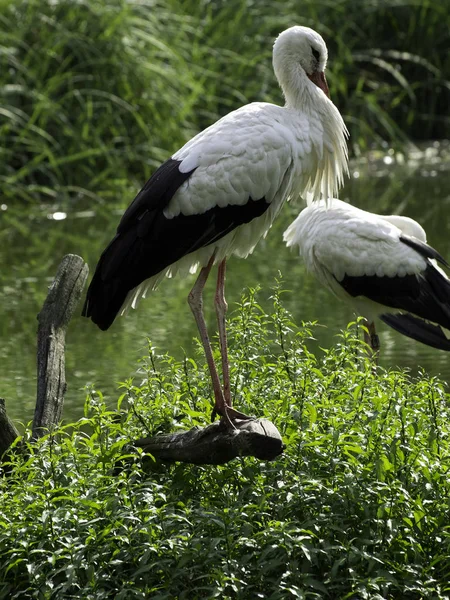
[{"x1": 273, "y1": 26, "x2": 349, "y2": 204}]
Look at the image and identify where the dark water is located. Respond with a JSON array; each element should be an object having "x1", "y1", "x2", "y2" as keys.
[{"x1": 1, "y1": 142, "x2": 449, "y2": 425}]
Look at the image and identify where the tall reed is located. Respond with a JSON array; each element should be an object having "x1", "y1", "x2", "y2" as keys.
[{"x1": 1, "y1": 0, "x2": 448, "y2": 207}]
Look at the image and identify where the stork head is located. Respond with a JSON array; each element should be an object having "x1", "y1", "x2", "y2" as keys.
[{"x1": 273, "y1": 26, "x2": 330, "y2": 100}]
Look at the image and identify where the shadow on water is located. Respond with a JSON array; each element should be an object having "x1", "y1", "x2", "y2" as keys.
[{"x1": 1, "y1": 142, "x2": 449, "y2": 424}]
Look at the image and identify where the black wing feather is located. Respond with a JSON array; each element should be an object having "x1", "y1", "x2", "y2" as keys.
[
  {"x1": 400, "y1": 234, "x2": 449, "y2": 268},
  {"x1": 380, "y1": 312, "x2": 450, "y2": 351},
  {"x1": 339, "y1": 237, "x2": 450, "y2": 329},
  {"x1": 82, "y1": 158, "x2": 270, "y2": 330},
  {"x1": 118, "y1": 159, "x2": 193, "y2": 231}
]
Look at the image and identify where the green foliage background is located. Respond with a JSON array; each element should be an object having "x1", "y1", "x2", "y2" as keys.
[
  {"x1": 1, "y1": 290, "x2": 450, "y2": 598},
  {"x1": 1, "y1": 0, "x2": 449, "y2": 206}
]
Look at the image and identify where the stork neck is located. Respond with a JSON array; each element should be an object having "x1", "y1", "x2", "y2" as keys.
[{"x1": 279, "y1": 65, "x2": 323, "y2": 112}]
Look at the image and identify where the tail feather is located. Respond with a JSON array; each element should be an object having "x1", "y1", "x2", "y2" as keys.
[
  {"x1": 82, "y1": 230, "x2": 143, "y2": 330},
  {"x1": 82, "y1": 267, "x2": 130, "y2": 331},
  {"x1": 380, "y1": 312, "x2": 450, "y2": 351}
]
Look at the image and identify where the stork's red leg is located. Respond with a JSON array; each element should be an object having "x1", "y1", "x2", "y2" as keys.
[
  {"x1": 215, "y1": 259, "x2": 254, "y2": 423},
  {"x1": 215, "y1": 259, "x2": 231, "y2": 406},
  {"x1": 188, "y1": 255, "x2": 230, "y2": 422}
]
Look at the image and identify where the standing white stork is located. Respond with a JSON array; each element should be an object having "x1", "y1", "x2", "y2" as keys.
[
  {"x1": 283, "y1": 198, "x2": 450, "y2": 355},
  {"x1": 82, "y1": 26, "x2": 349, "y2": 427}
]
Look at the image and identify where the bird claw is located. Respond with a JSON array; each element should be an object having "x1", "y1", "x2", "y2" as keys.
[{"x1": 211, "y1": 404, "x2": 255, "y2": 429}]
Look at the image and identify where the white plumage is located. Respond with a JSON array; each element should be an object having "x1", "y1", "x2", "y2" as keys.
[
  {"x1": 83, "y1": 26, "x2": 349, "y2": 426},
  {"x1": 121, "y1": 27, "x2": 349, "y2": 309},
  {"x1": 284, "y1": 198, "x2": 450, "y2": 353}
]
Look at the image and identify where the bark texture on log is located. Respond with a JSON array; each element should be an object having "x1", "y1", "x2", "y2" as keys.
[
  {"x1": 133, "y1": 418, "x2": 284, "y2": 465},
  {"x1": 32, "y1": 254, "x2": 89, "y2": 440},
  {"x1": 0, "y1": 398, "x2": 19, "y2": 457}
]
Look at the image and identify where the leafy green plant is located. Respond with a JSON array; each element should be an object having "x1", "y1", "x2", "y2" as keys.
[{"x1": 1, "y1": 287, "x2": 450, "y2": 599}]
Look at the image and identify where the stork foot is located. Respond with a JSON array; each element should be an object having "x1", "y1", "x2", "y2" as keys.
[
  {"x1": 370, "y1": 333, "x2": 380, "y2": 352},
  {"x1": 211, "y1": 404, "x2": 255, "y2": 429}
]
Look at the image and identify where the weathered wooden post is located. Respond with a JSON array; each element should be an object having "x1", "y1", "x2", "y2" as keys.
[
  {"x1": 32, "y1": 254, "x2": 89, "y2": 440},
  {"x1": 0, "y1": 398, "x2": 20, "y2": 457}
]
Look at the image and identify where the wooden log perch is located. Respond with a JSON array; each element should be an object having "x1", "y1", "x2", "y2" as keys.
[
  {"x1": 32, "y1": 254, "x2": 89, "y2": 440},
  {"x1": 133, "y1": 418, "x2": 284, "y2": 465}
]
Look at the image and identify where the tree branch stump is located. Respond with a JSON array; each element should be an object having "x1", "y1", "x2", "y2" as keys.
[
  {"x1": 133, "y1": 418, "x2": 284, "y2": 465},
  {"x1": 0, "y1": 398, "x2": 19, "y2": 457},
  {"x1": 32, "y1": 254, "x2": 89, "y2": 440}
]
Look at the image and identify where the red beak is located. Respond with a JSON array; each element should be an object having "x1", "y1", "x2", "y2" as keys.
[{"x1": 307, "y1": 71, "x2": 330, "y2": 98}]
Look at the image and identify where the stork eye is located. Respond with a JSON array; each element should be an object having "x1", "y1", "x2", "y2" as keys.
[{"x1": 311, "y1": 47, "x2": 320, "y2": 61}]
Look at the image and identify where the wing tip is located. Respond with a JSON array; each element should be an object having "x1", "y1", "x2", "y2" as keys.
[{"x1": 380, "y1": 312, "x2": 450, "y2": 351}]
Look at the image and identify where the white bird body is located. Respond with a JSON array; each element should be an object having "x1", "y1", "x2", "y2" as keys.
[
  {"x1": 126, "y1": 99, "x2": 348, "y2": 307},
  {"x1": 284, "y1": 199, "x2": 428, "y2": 321},
  {"x1": 83, "y1": 26, "x2": 348, "y2": 330},
  {"x1": 284, "y1": 198, "x2": 450, "y2": 350}
]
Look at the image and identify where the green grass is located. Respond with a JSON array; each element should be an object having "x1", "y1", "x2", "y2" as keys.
[
  {"x1": 1, "y1": 0, "x2": 448, "y2": 207},
  {"x1": 1, "y1": 287, "x2": 450, "y2": 599}
]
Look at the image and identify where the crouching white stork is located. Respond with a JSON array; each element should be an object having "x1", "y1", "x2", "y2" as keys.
[
  {"x1": 283, "y1": 198, "x2": 450, "y2": 357},
  {"x1": 82, "y1": 26, "x2": 349, "y2": 427}
]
